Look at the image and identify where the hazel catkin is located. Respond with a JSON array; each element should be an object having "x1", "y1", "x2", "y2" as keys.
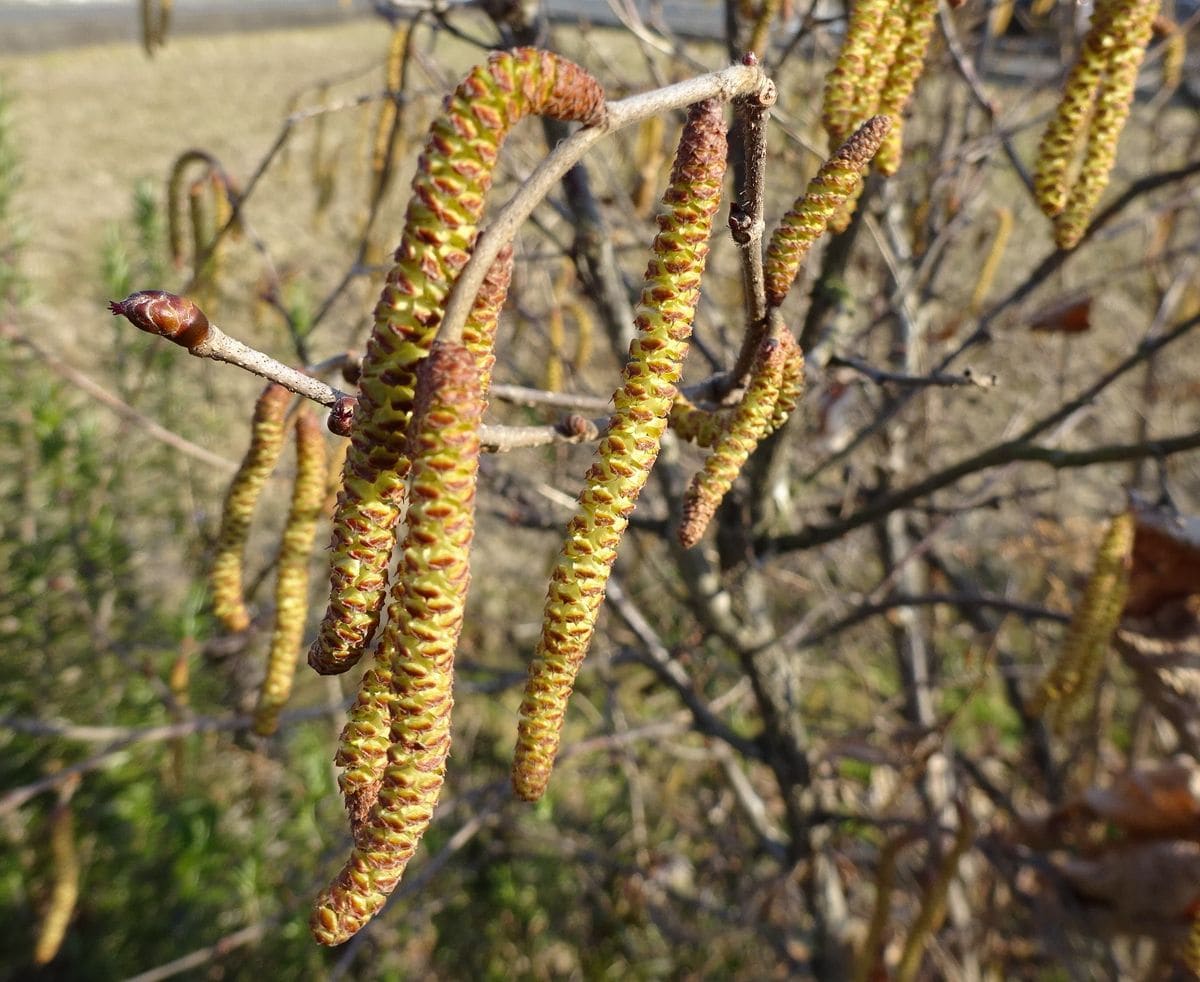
[
  {"x1": 309, "y1": 49, "x2": 605, "y2": 677},
  {"x1": 210, "y1": 383, "x2": 291, "y2": 632},
  {"x1": 332, "y1": 246, "x2": 513, "y2": 824},
  {"x1": 678, "y1": 336, "x2": 787, "y2": 549},
  {"x1": 1029, "y1": 510, "x2": 1135, "y2": 724},
  {"x1": 511, "y1": 98, "x2": 728, "y2": 803},
  {"x1": 312, "y1": 341, "x2": 484, "y2": 946},
  {"x1": 254, "y1": 408, "x2": 329, "y2": 736},
  {"x1": 764, "y1": 115, "x2": 891, "y2": 308}
]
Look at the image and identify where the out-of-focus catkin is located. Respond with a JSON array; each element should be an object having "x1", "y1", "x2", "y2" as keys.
[
  {"x1": 764, "y1": 115, "x2": 891, "y2": 308},
  {"x1": 254, "y1": 409, "x2": 329, "y2": 736},
  {"x1": 309, "y1": 49, "x2": 605, "y2": 677},
  {"x1": 312, "y1": 341, "x2": 484, "y2": 946},
  {"x1": 211, "y1": 383, "x2": 291, "y2": 632},
  {"x1": 872, "y1": 0, "x2": 938, "y2": 176},
  {"x1": 1029, "y1": 511, "x2": 1135, "y2": 722},
  {"x1": 821, "y1": 0, "x2": 888, "y2": 145},
  {"x1": 33, "y1": 795, "x2": 80, "y2": 966},
  {"x1": 1053, "y1": 0, "x2": 1158, "y2": 250},
  {"x1": 511, "y1": 98, "x2": 727, "y2": 803}
]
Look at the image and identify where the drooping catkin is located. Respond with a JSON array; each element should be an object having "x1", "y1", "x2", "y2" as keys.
[
  {"x1": 763, "y1": 115, "x2": 891, "y2": 308},
  {"x1": 872, "y1": 0, "x2": 939, "y2": 176},
  {"x1": 308, "y1": 49, "x2": 605, "y2": 677},
  {"x1": 1053, "y1": 0, "x2": 1159, "y2": 250},
  {"x1": 332, "y1": 246, "x2": 512, "y2": 821},
  {"x1": 254, "y1": 409, "x2": 329, "y2": 737},
  {"x1": 568, "y1": 299, "x2": 594, "y2": 375},
  {"x1": 545, "y1": 303, "x2": 565, "y2": 392},
  {"x1": 1029, "y1": 510, "x2": 1135, "y2": 721},
  {"x1": 167, "y1": 150, "x2": 221, "y2": 269},
  {"x1": 32, "y1": 796, "x2": 80, "y2": 965},
  {"x1": 369, "y1": 24, "x2": 410, "y2": 205},
  {"x1": 1154, "y1": 15, "x2": 1184, "y2": 93},
  {"x1": 821, "y1": 0, "x2": 888, "y2": 146},
  {"x1": 678, "y1": 336, "x2": 787, "y2": 549},
  {"x1": 1031, "y1": 0, "x2": 1133, "y2": 219},
  {"x1": 511, "y1": 99, "x2": 727, "y2": 803},
  {"x1": 211, "y1": 384, "x2": 291, "y2": 632},
  {"x1": 967, "y1": 206, "x2": 1013, "y2": 316},
  {"x1": 768, "y1": 329, "x2": 805, "y2": 431},
  {"x1": 312, "y1": 341, "x2": 484, "y2": 946}
]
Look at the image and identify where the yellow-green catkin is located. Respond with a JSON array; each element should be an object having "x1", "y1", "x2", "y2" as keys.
[
  {"x1": 894, "y1": 812, "x2": 976, "y2": 982},
  {"x1": 1054, "y1": 0, "x2": 1159, "y2": 250},
  {"x1": 1154, "y1": 15, "x2": 1184, "y2": 93},
  {"x1": 167, "y1": 151, "x2": 220, "y2": 269},
  {"x1": 511, "y1": 99, "x2": 728, "y2": 803},
  {"x1": 312, "y1": 341, "x2": 484, "y2": 946},
  {"x1": 764, "y1": 115, "x2": 891, "y2": 308},
  {"x1": 307, "y1": 50, "x2": 605, "y2": 677},
  {"x1": 254, "y1": 409, "x2": 329, "y2": 737},
  {"x1": 1029, "y1": 510, "x2": 1135, "y2": 720},
  {"x1": 821, "y1": 0, "x2": 888, "y2": 146},
  {"x1": 769, "y1": 329, "x2": 805, "y2": 431},
  {"x1": 332, "y1": 245, "x2": 512, "y2": 823},
  {"x1": 678, "y1": 336, "x2": 787, "y2": 548},
  {"x1": 545, "y1": 303, "x2": 565, "y2": 392},
  {"x1": 369, "y1": 23, "x2": 410, "y2": 204},
  {"x1": 32, "y1": 798, "x2": 79, "y2": 966},
  {"x1": 211, "y1": 383, "x2": 291, "y2": 632},
  {"x1": 873, "y1": 0, "x2": 938, "y2": 176},
  {"x1": 968, "y1": 206, "x2": 1013, "y2": 316},
  {"x1": 569, "y1": 299, "x2": 594, "y2": 375}
]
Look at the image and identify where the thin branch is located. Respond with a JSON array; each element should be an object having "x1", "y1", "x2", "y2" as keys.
[
  {"x1": 0, "y1": 703, "x2": 347, "y2": 816},
  {"x1": 828, "y1": 354, "x2": 997, "y2": 389},
  {"x1": 488, "y1": 382, "x2": 611, "y2": 413},
  {"x1": 728, "y1": 65, "x2": 779, "y2": 385},
  {"x1": 124, "y1": 923, "x2": 272, "y2": 982},
  {"x1": 437, "y1": 61, "x2": 771, "y2": 346},
  {"x1": 0, "y1": 320, "x2": 238, "y2": 472}
]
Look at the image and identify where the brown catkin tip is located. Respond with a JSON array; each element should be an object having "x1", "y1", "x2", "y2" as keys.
[
  {"x1": 309, "y1": 49, "x2": 606, "y2": 677},
  {"x1": 1029, "y1": 510, "x2": 1135, "y2": 722},
  {"x1": 764, "y1": 115, "x2": 891, "y2": 308},
  {"x1": 511, "y1": 98, "x2": 727, "y2": 803},
  {"x1": 313, "y1": 341, "x2": 484, "y2": 945},
  {"x1": 678, "y1": 337, "x2": 787, "y2": 548},
  {"x1": 108, "y1": 290, "x2": 212, "y2": 350},
  {"x1": 254, "y1": 409, "x2": 329, "y2": 736},
  {"x1": 210, "y1": 384, "x2": 291, "y2": 632}
]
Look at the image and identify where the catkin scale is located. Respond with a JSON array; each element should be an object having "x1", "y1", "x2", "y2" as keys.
[
  {"x1": 210, "y1": 384, "x2": 291, "y2": 632},
  {"x1": 333, "y1": 246, "x2": 512, "y2": 822},
  {"x1": 311, "y1": 341, "x2": 484, "y2": 946},
  {"x1": 678, "y1": 337, "x2": 787, "y2": 549},
  {"x1": 764, "y1": 115, "x2": 891, "y2": 309},
  {"x1": 253, "y1": 409, "x2": 329, "y2": 736},
  {"x1": 308, "y1": 49, "x2": 605, "y2": 677},
  {"x1": 1029, "y1": 511, "x2": 1135, "y2": 721},
  {"x1": 511, "y1": 99, "x2": 727, "y2": 803}
]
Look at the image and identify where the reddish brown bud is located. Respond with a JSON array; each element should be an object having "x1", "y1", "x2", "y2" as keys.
[
  {"x1": 328, "y1": 396, "x2": 357, "y2": 436},
  {"x1": 108, "y1": 290, "x2": 211, "y2": 350}
]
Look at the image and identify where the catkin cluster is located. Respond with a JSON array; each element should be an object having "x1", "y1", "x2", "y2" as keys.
[
  {"x1": 166, "y1": 150, "x2": 240, "y2": 301},
  {"x1": 1033, "y1": 0, "x2": 1159, "y2": 249},
  {"x1": 818, "y1": 0, "x2": 937, "y2": 225},
  {"x1": 312, "y1": 341, "x2": 485, "y2": 945},
  {"x1": 308, "y1": 48, "x2": 606, "y2": 678}
]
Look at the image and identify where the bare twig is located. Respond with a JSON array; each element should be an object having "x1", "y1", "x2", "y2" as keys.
[
  {"x1": 437, "y1": 61, "x2": 772, "y2": 346},
  {"x1": 0, "y1": 320, "x2": 238, "y2": 472},
  {"x1": 828, "y1": 354, "x2": 997, "y2": 389}
]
